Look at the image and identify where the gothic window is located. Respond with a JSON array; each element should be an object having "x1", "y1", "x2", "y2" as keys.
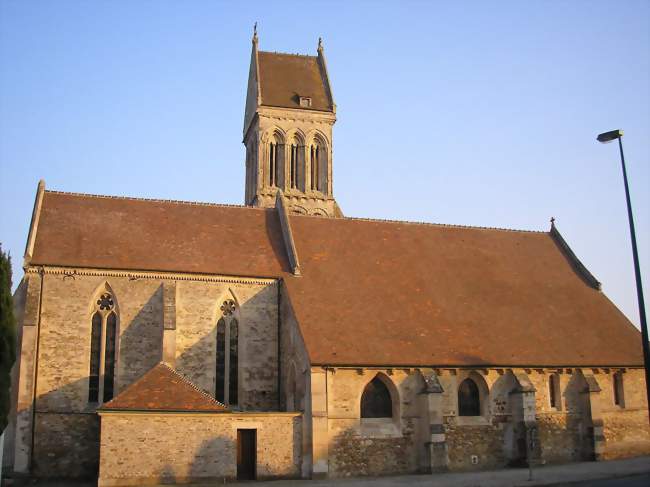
[
  {"x1": 613, "y1": 371, "x2": 625, "y2": 407},
  {"x1": 88, "y1": 290, "x2": 118, "y2": 404},
  {"x1": 88, "y1": 313, "x2": 102, "y2": 402},
  {"x1": 310, "y1": 144, "x2": 321, "y2": 191},
  {"x1": 215, "y1": 299, "x2": 238, "y2": 406},
  {"x1": 290, "y1": 144, "x2": 298, "y2": 189},
  {"x1": 269, "y1": 142, "x2": 278, "y2": 187},
  {"x1": 458, "y1": 378, "x2": 481, "y2": 416},
  {"x1": 229, "y1": 319, "x2": 238, "y2": 405},
  {"x1": 361, "y1": 377, "x2": 392, "y2": 418},
  {"x1": 215, "y1": 318, "x2": 226, "y2": 403},
  {"x1": 549, "y1": 373, "x2": 561, "y2": 410}
]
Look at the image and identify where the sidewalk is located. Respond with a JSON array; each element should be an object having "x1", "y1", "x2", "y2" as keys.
[
  {"x1": 251, "y1": 456, "x2": 649, "y2": 486},
  {"x1": 6, "y1": 456, "x2": 650, "y2": 487}
]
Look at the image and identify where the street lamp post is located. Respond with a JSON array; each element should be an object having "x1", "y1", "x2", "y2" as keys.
[{"x1": 597, "y1": 129, "x2": 650, "y2": 423}]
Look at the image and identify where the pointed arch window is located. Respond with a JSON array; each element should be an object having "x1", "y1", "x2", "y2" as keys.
[
  {"x1": 290, "y1": 144, "x2": 298, "y2": 189},
  {"x1": 361, "y1": 377, "x2": 393, "y2": 418},
  {"x1": 613, "y1": 371, "x2": 625, "y2": 407},
  {"x1": 458, "y1": 378, "x2": 481, "y2": 416},
  {"x1": 215, "y1": 299, "x2": 239, "y2": 406},
  {"x1": 549, "y1": 373, "x2": 561, "y2": 410},
  {"x1": 88, "y1": 291, "x2": 119, "y2": 404},
  {"x1": 310, "y1": 144, "x2": 320, "y2": 191},
  {"x1": 268, "y1": 138, "x2": 281, "y2": 188}
]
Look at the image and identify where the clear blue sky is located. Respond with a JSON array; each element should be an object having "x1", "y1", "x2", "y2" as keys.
[{"x1": 1, "y1": 1, "x2": 648, "y2": 328}]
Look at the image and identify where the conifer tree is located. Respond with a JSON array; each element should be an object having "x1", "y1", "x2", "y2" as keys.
[{"x1": 0, "y1": 245, "x2": 17, "y2": 433}]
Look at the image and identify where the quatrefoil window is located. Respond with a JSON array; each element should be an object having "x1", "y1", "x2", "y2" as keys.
[
  {"x1": 220, "y1": 300, "x2": 236, "y2": 316},
  {"x1": 97, "y1": 293, "x2": 114, "y2": 311}
]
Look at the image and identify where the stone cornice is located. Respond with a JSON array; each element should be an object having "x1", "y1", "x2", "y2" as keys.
[{"x1": 25, "y1": 265, "x2": 278, "y2": 286}]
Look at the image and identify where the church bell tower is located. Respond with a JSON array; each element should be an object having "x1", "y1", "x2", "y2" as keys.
[{"x1": 242, "y1": 28, "x2": 341, "y2": 217}]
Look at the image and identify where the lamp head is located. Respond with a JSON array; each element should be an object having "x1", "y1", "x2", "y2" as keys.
[{"x1": 597, "y1": 129, "x2": 623, "y2": 143}]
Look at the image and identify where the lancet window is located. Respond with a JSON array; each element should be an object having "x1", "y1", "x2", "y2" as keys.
[
  {"x1": 215, "y1": 299, "x2": 239, "y2": 406},
  {"x1": 88, "y1": 290, "x2": 119, "y2": 403},
  {"x1": 290, "y1": 143, "x2": 298, "y2": 189},
  {"x1": 458, "y1": 378, "x2": 481, "y2": 416},
  {"x1": 310, "y1": 144, "x2": 320, "y2": 191},
  {"x1": 361, "y1": 377, "x2": 393, "y2": 418}
]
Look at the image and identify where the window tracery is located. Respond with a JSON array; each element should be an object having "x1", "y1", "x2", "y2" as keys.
[
  {"x1": 88, "y1": 288, "x2": 119, "y2": 404},
  {"x1": 215, "y1": 299, "x2": 239, "y2": 406}
]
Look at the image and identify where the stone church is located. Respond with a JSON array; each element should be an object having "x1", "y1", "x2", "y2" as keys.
[{"x1": 3, "y1": 32, "x2": 650, "y2": 485}]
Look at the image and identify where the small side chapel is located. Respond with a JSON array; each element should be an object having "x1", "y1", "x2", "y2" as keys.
[{"x1": 3, "y1": 31, "x2": 650, "y2": 486}]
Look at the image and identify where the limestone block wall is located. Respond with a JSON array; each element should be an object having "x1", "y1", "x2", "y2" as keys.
[
  {"x1": 174, "y1": 279, "x2": 279, "y2": 410},
  {"x1": 98, "y1": 412, "x2": 302, "y2": 486},
  {"x1": 598, "y1": 369, "x2": 650, "y2": 459},
  {"x1": 279, "y1": 285, "x2": 312, "y2": 477},
  {"x1": 321, "y1": 368, "x2": 422, "y2": 477},
  {"x1": 7, "y1": 267, "x2": 281, "y2": 478}
]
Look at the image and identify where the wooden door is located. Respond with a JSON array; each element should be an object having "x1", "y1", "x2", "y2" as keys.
[{"x1": 237, "y1": 429, "x2": 256, "y2": 480}]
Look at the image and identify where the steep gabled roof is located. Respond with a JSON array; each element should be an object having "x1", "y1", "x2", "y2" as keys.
[
  {"x1": 27, "y1": 186, "x2": 644, "y2": 368},
  {"x1": 101, "y1": 363, "x2": 227, "y2": 412},
  {"x1": 257, "y1": 51, "x2": 333, "y2": 111},
  {"x1": 284, "y1": 216, "x2": 643, "y2": 367},
  {"x1": 30, "y1": 190, "x2": 289, "y2": 278}
]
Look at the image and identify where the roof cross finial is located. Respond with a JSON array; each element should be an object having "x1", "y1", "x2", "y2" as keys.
[
  {"x1": 550, "y1": 216, "x2": 556, "y2": 228},
  {"x1": 318, "y1": 37, "x2": 323, "y2": 51},
  {"x1": 253, "y1": 22, "x2": 258, "y2": 43}
]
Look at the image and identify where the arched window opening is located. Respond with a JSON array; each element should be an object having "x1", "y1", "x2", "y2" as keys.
[
  {"x1": 88, "y1": 312, "x2": 102, "y2": 403},
  {"x1": 290, "y1": 144, "x2": 298, "y2": 189},
  {"x1": 215, "y1": 299, "x2": 238, "y2": 406},
  {"x1": 229, "y1": 319, "x2": 239, "y2": 405},
  {"x1": 88, "y1": 289, "x2": 118, "y2": 404},
  {"x1": 361, "y1": 377, "x2": 392, "y2": 418},
  {"x1": 613, "y1": 371, "x2": 625, "y2": 407},
  {"x1": 458, "y1": 378, "x2": 481, "y2": 416},
  {"x1": 215, "y1": 318, "x2": 226, "y2": 403},
  {"x1": 103, "y1": 312, "x2": 117, "y2": 402},
  {"x1": 269, "y1": 142, "x2": 278, "y2": 187},
  {"x1": 310, "y1": 144, "x2": 320, "y2": 191},
  {"x1": 549, "y1": 373, "x2": 561, "y2": 410}
]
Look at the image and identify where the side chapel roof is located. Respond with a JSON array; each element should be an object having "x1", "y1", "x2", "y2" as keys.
[
  {"x1": 100, "y1": 362, "x2": 228, "y2": 412},
  {"x1": 28, "y1": 188, "x2": 644, "y2": 368}
]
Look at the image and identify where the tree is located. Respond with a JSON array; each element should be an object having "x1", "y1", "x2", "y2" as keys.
[{"x1": 0, "y1": 245, "x2": 17, "y2": 433}]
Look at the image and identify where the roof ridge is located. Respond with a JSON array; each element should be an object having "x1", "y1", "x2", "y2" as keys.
[
  {"x1": 44, "y1": 189, "x2": 272, "y2": 212},
  {"x1": 158, "y1": 362, "x2": 227, "y2": 408},
  {"x1": 258, "y1": 50, "x2": 316, "y2": 59},
  {"x1": 292, "y1": 213, "x2": 546, "y2": 234}
]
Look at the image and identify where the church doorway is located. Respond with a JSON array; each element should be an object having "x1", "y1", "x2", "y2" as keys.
[{"x1": 237, "y1": 429, "x2": 257, "y2": 480}]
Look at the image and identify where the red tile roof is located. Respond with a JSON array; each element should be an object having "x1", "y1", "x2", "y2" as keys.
[
  {"x1": 30, "y1": 190, "x2": 644, "y2": 368},
  {"x1": 101, "y1": 363, "x2": 227, "y2": 412},
  {"x1": 31, "y1": 191, "x2": 288, "y2": 278},
  {"x1": 258, "y1": 51, "x2": 332, "y2": 111},
  {"x1": 285, "y1": 216, "x2": 643, "y2": 367}
]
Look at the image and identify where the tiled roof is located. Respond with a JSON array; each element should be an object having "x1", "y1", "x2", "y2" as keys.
[
  {"x1": 258, "y1": 51, "x2": 332, "y2": 111},
  {"x1": 30, "y1": 191, "x2": 289, "y2": 278},
  {"x1": 285, "y1": 215, "x2": 643, "y2": 367},
  {"x1": 101, "y1": 363, "x2": 227, "y2": 412},
  {"x1": 29, "y1": 190, "x2": 644, "y2": 367}
]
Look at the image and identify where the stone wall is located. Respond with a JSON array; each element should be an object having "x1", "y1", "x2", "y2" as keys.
[
  {"x1": 98, "y1": 412, "x2": 302, "y2": 486},
  {"x1": 33, "y1": 413, "x2": 99, "y2": 477},
  {"x1": 308, "y1": 366, "x2": 650, "y2": 477},
  {"x1": 320, "y1": 368, "x2": 422, "y2": 478},
  {"x1": 7, "y1": 267, "x2": 281, "y2": 478}
]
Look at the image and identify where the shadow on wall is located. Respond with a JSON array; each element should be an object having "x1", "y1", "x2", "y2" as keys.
[
  {"x1": 16, "y1": 287, "x2": 164, "y2": 478},
  {"x1": 174, "y1": 285, "x2": 279, "y2": 410},
  {"x1": 118, "y1": 284, "x2": 164, "y2": 389}
]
